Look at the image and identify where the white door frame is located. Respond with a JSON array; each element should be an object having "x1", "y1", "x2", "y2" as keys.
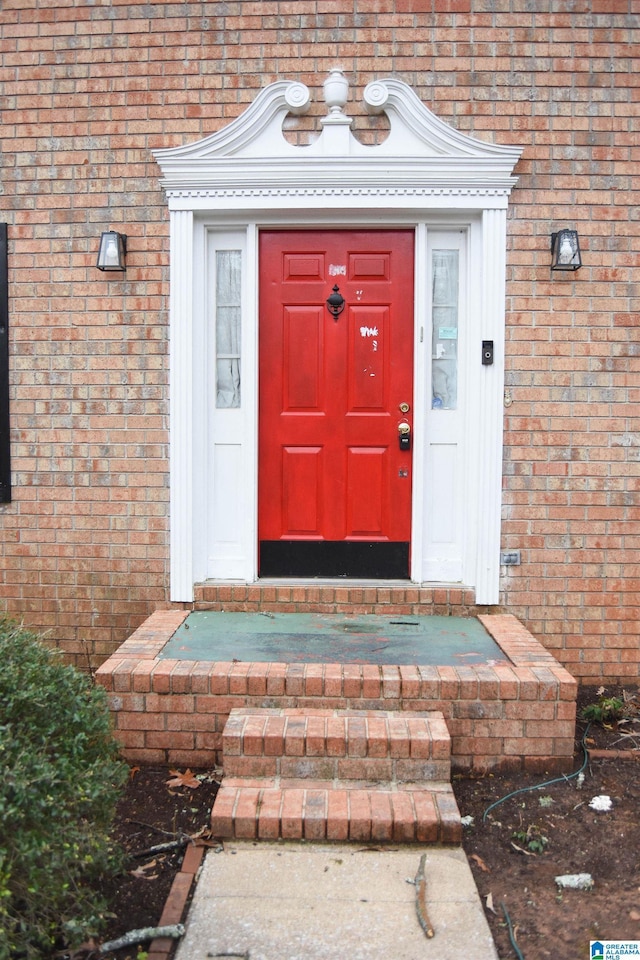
[{"x1": 154, "y1": 74, "x2": 522, "y2": 604}]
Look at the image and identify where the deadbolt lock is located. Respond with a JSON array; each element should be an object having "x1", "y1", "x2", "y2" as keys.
[
  {"x1": 398, "y1": 420, "x2": 411, "y2": 451},
  {"x1": 399, "y1": 402, "x2": 410, "y2": 413}
]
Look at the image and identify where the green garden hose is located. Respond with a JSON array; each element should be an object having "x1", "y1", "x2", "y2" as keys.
[{"x1": 482, "y1": 722, "x2": 591, "y2": 822}]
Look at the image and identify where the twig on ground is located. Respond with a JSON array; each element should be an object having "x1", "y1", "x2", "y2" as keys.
[
  {"x1": 130, "y1": 837, "x2": 191, "y2": 859},
  {"x1": 99, "y1": 924, "x2": 185, "y2": 953},
  {"x1": 510, "y1": 841, "x2": 536, "y2": 856},
  {"x1": 126, "y1": 818, "x2": 186, "y2": 838},
  {"x1": 414, "y1": 853, "x2": 435, "y2": 938}
]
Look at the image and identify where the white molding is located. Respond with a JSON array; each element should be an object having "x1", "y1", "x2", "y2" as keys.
[
  {"x1": 409, "y1": 222, "x2": 428, "y2": 582},
  {"x1": 165, "y1": 186, "x2": 515, "y2": 198},
  {"x1": 169, "y1": 210, "x2": 195, "y2": 601},
  {"x1": 158, "y1": 76, "x2": 522, "y2": 603},
  {"x1": 475, "y1": 209, "x2": 508, "y2": 604},
  {"x1": 154, "y1": 77, "x2": 521, "y2": 204}
]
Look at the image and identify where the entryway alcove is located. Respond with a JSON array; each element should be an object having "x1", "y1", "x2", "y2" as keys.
[
  {"x1": 153, "y1": 72, "x2": 523, "y2": 605},
  {"x1": 99, "y1": 75, "x2": 577, "y2": 843}
]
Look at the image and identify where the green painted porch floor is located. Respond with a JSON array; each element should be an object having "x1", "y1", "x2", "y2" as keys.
[{"x1": 159, "y1": 612, "x2": 509, "y2": 666}]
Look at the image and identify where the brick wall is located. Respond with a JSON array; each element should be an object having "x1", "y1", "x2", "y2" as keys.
[{"x1": 0, "y1": 1, "x2": 637, "y2": 680}]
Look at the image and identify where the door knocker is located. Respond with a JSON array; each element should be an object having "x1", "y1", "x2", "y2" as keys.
[{"x1": 326, "y1": 284, "x2": 346, "y2": 320}]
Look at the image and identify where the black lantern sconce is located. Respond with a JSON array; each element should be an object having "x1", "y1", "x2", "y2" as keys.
[
  {"x1": 550, "y1": 229, "x2": 581, "y2": 272},
  {"x1": 326, "y1": 284, "x2": 346, "y2": 320},
  {"x1": 97, "y1": 231, "x2": 127, "y2": 272}
]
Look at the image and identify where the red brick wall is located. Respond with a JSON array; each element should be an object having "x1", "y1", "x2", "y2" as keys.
[{"x1": 0, "y1": 1, "x2": 637, "y2": 680}]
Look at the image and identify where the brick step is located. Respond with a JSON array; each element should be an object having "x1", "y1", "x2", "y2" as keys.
[
  {"x1": 211, "y1": 780, "x2": 462, "y2": 844},
  {"x1": 193, "y1": 582, "x2": 478, "y2": 617},
  {"x1": 222, "y1": 708, "x2": 451, "y2": 783}
]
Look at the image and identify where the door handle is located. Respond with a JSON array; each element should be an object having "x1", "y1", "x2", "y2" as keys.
[{"x1": 398, "y1": 421, "x2": 411, "y2": 451}]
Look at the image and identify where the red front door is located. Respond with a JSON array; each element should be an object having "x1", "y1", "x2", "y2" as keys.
[{"x1": 258, "y1": 230, "x2": 414, "y2": 578}]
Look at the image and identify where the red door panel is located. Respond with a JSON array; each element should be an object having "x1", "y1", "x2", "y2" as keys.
[
  {"x1": 282, "y1": 446, "x2": 323, "y2": 536},
  {"x1": 346, "y1": 447, "x2": 387, "y2": 536},
  {"x1": 259, "y1": 230, "x2": 414, "y2": 578},
  {"x1": 347, "y1": 306, "x2": 388, "y2": 410}
]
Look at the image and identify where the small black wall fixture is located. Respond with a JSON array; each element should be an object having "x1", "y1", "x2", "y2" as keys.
[
  {"x1": 482, "y1": 340, "x2": 494, "y2": 365},
  {"x1": 551, "y1": 229, "x2": 582, "y2": 272},
  {"x1": 326, "y1": 284, "x2": 346, "y2": 320},
  {"x1": 0, "y1": 223, "x2": 10, "y2": 503},
  {"x1": 97, "y1": 230, "x2": 127, "y2": 272}
]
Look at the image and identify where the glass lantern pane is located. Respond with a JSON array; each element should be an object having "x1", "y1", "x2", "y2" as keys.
[
  {"x1": 215, "y1": 250, "x2": 242, "y2": 408},
  {"x1": 431, "y1": 249, "x2": 459, "y2": 410}
]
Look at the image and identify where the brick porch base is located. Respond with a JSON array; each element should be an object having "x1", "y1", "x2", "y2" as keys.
[{"x1": 96, "y1": 606, "x2": 577, "y2": 775}]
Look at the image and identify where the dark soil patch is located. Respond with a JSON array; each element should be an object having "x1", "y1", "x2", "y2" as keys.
[
  {"x1": 93, "y1": 685, "x2": 640, "y2": 960},
  {"x1": 96, "y1": 766, "x2": 220, "y2": 959},
  {"x1": 455, "y1": 684, "x2": 640, "y2": 959}
]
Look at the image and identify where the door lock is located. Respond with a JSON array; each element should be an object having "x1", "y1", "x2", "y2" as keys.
[{"x1": 398, "y1": 421, "x2": 411, "y2": 451}]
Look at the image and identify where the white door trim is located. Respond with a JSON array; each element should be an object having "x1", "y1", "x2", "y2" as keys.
[{"x1": 156, "y1": 75, "x2": 521, "y2": 604}]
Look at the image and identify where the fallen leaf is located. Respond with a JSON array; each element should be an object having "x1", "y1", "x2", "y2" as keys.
[
  {"x1": 486, "y1": 892, "x2": 497, "y2": 914},
  {"x1": 165, "y1": 768, "x2": 201, "y2": 789},
  {"x1": 129, "y1": 765, "x2": 140, "y2": 780},
  {"x1": 630, "y1": 910, "x2": 640, "y2": 921},
  {"x1": 470, "y1": 853, "x2": 491, "y2": 873},
  {"x1": 190, "y1": 825, "x2": 219, "y2": 847},
  {"x1": 129, "y1": 858, "x2": 160, "y2": 880}
]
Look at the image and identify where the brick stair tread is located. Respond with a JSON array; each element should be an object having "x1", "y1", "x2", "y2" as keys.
[
  {"x1": 211, "y1": 780, "x2": 461, "y2": 844},
  {"x1": 223, "y1": 707, "x2": 451, "y2": 761},
  {"x1": 220, "y1": 776, "x2": 455, "y2": 791}
]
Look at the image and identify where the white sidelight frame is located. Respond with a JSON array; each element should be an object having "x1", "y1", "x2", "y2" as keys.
[{"x1": 154, "y1": 76, "x2": 522, "y2": 605}]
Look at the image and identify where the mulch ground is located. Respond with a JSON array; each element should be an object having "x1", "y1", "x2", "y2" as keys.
[
  {"x1": 91, "y1": 684, "x2": 640, "y2": 960},
  {"x1": 93, "y1": 766, "x2": 220, "y2": 960},
  {"x1": 455, "y1": 688, "x2": 640, "y2": 959}
]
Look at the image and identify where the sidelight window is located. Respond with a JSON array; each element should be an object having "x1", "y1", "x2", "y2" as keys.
[
  {"x1": 431, "y1": 249, "x2": 459, "y2": 410},
  {"x1": 215, "y1": 249, "x2": 242, "y2": 408}
]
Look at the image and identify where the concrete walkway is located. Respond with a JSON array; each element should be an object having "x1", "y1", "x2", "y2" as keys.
[{"x1": 174, "y1": 841, "x2": 499, "y2": 960}]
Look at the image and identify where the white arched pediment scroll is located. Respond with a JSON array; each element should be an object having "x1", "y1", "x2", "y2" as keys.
[
  {"x1": 153, "y1": 73, "x2": 522, "y2": 201},
  {"x1": 362, "y1": 79, "x2": 516, "y2": 160},
  {"x1": 155, "y1": 80, "x2": 312, "y2": 162}
]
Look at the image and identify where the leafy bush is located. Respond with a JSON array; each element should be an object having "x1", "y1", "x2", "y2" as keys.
[
  {"x1": 581, "y1": 694, "x2": 626, "y2": 725},
  {"x1": 0, "y1": 618, "x2": 128, "y2": 958}
]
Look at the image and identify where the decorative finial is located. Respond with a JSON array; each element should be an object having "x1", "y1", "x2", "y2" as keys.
[{"x1": 323, "y1": 69, "x2": 349, "y2": 115}]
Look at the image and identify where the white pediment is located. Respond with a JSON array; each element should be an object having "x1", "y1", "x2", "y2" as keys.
[{"x1": 154, "y1": 72, "x2": 522, "y2": 200}]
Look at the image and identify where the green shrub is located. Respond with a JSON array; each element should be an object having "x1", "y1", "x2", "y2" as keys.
[
  {"x1": 512, "y1": 825, "x2": 549, "y2": 854},
  {"x1": 0, "y1": 618, "x2": 128, "y2": 958},
  {"x1": 581, "y1": 694, "x2": 626, "y2": 725}
]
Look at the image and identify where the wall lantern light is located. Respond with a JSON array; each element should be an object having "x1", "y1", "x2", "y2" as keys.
[
  {"x1": 550, "y1": 229, "x2": 581, "y2": 272},
  {"x1": 97, "y1": 231, "x2": 127, "y2": 272}
]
